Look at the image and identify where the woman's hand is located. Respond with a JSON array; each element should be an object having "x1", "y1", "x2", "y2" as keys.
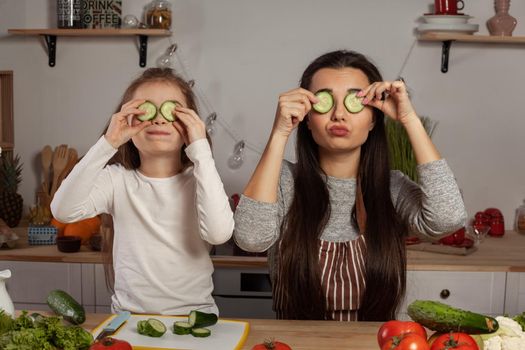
[
  {"x1": 172, "y1": 106, "x2": 206, "y2": 146},
  {"x1": 271, "y1": 88, "x2": 319, "y2": 139},
  {"x1": 105, "y1": 99, "x2": 152, "y2": 148},
  {"x1": 358, "y1": 80, "x2": 417, "y2": 125}
]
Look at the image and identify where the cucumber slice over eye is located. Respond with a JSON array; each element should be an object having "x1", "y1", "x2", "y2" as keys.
[
  {"x1": 312, "y1": 90, "x2": 334, "y2": 114},
  {"x1": 138, "y1": 101, "x2": 157, "y2": 121},
  {"x1": 344, "y1": 91, "x2": 364, "y2": 113},
  {"x1": 160, "y1": 100, "x2": 178, "y2": 122}
]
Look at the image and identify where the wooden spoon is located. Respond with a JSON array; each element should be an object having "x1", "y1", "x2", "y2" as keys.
[
  {"x1": 41, "y1": 145, "x2": 53, "y2": 195},
  {"x1": 57, "y1": 148, "x2": 78, "y2": 188},
  {"x1": 49, "y1": 144, "x2": 69, "y2": 199}
]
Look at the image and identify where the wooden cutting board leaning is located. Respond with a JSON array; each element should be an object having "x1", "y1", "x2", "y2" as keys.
[{"x1": 91, "y1": 314, "x2": 250, "y2": 350}]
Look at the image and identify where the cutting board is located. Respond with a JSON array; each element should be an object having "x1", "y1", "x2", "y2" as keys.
[{"x1": 91, "y1": 314, "x2": 250, "y2": 350}]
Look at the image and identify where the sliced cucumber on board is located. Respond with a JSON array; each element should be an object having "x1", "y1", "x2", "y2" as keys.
[
  {"x1": 191, "y1": 327, "x2": 211, "y2": 338},
  {"x1": 407, "y1": 300, "x2": 499, "y2": 334},
  {"x1": 46, "y1": 289, "x2": 86, "y2": 325},
  {"x1": 160, "y1": 100, "x2": 178, "y2": 122},
  {"x1": 188, "y1": 310, "x2": 218, "y2": 328},
  {"x1": 138, "y1": 101, "x2": 157, "y2": 121},
  {"x1": 173, "y1": 321, "x2": 193, "y2": 335},
  {"x1": 344, "y1": 90, "x2": 364, "y2": 113},
  {"x1": 313, "y1": 90, "x2": 334, "y2": 114}
]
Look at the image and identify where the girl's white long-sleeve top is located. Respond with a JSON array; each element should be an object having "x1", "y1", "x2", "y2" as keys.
[{"x1": 51, "y1": 136, "x2": 234, "y2": 315}]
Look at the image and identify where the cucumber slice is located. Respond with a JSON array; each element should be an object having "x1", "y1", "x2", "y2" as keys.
[
  {"x1": 144, "y1": 318, "x2": 167, "y2": 337},
  {"x1": 138, "y1": 101, "x2": 157, "y2": 121},
  {"x1": 188, "y1": 310, "x2": 218, "y2": 328},
  {"x1": 191, "y1": 327, "x2": 211, "y2": 338},
  {"x1": 312, "y1": 90, "x2": 334, "y2": 114},
  {"x1": 137, "y1": 320, "x2": 147, "y2": 334},
  {"x1": 173, "y1": 321, "x2": 193, "y2": 335},
  {"x1": 344, "y1": 91, "x2": 364, "y2": 113},
  {"x1": 160, "y1": 100, "x2": 178, "y2": 122}
]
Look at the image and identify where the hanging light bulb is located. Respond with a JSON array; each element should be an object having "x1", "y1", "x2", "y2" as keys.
[
  {"x1": 205, "y1": 112, "x2": 217, "y2": 136},
  {"x1": 228, "y1": 141, "x2": 245, "y2": 169},
  {"x1": 156, "y1": 43, "x2": 178, "y2": 68}
]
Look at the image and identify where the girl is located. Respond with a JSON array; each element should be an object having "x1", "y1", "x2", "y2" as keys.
[
  {"x1": 51, "y1": 68, "x2": 234, "y2": 315},
  {"x1": 233, "y1": 50, "x2": 467, "y2": 321}
]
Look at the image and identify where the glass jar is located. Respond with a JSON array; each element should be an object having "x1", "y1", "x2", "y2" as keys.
[
  {"x1": 515, "y1": 200, "x2": 525, "y2": 234},
  {"x1": 145, "y1": 0, "x2": 172, "y2": 30}
]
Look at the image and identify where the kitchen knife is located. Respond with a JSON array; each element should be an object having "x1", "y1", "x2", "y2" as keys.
[{"x1": 95, "y1": 311, "x2": 131, "y2": 341}]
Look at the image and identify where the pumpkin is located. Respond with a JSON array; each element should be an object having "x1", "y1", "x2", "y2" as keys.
[
  {"x1": 62, "y1": 216, "x2": 101, "y2": 244},
  {"x1": 50, "y1": 217, "x2": 68, "y2": 237}
]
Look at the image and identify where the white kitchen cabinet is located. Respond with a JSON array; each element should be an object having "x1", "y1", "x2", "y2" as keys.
[
  {"x1": 0, "y1": 261, "x2": 82, "y2": 312},
  {"x1": 504, "y1": 272, "x2": 525, "y2": 316},
  {"x1": 399, "y1": 271, "x2": 506, "y2": 320}
]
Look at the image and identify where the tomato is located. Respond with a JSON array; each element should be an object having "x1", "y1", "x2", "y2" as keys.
[
  {"x1": 377, "y1": 320, "x2": 427, "y2": 347},
  {"x1": 439, "y1": 227, "x2": 465, "y2": 246},
  {"x1": 381, "y1": 333, "x2": 430, "y2": 350},
  {"x1": 430, "y1": 333, "x2": 479, "y2": 350},
  {"x1": 251, "y1": 339, "x2": 292, "y2": 350},
  {"x1": 89, "y1": 337, "x2": 132, "y2": 350}
]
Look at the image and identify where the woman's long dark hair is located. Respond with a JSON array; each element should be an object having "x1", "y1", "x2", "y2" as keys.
[
  {"x1": 278, "y1": 50, "x2": 408, "y2": 321},
  {"x1": 101, "y1": 68, "x2": 202, "y2": 292}
]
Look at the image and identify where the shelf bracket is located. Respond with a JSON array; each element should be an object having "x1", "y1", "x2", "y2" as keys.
[
  {"x1": 138, "y1": 35, "x2": 148, "y2": 67},
  {"x1": 44, "y1": 35, "x2": 57, "y2": 67},
  {"x1": 441, "y1": 40, "x2": 453, "y2": 73}
]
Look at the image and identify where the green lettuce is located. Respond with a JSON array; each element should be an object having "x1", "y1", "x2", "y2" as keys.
[{"x1": 513, "y1": 312, "x2": 525, "y2": 331}]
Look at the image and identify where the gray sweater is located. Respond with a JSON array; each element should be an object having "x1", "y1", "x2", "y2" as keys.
[{"x1": 234, "y1": 159, "x2": 467, "y2": 280}]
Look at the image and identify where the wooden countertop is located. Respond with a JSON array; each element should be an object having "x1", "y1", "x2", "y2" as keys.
[
  {"x1": 78, "y1": 312, "x2": 382, "y2": 350},
  {"x1": 2, "y1": 228, "x2": 525, "y2": 271}
]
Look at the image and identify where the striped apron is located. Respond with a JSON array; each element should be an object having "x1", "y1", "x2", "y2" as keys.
[{"x1": 273, "y1": 235, "x2": 367, "y2": 321}]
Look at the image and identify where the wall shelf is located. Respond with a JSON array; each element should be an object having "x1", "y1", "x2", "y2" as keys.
[
  {"x1": 418, "y1": 32, "x2": 525, "y2": 73},
  {"x1": 7, "y1": 28, "x2": 172, "y2": 67}
]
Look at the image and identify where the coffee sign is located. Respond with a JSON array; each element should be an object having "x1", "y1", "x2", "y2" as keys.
[{"x1": 81, "y1": 0, "x2": 122, "y2": 29}]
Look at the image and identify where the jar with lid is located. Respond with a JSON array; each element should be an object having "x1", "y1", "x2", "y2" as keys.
[
  {"x1": 145, "y1": 0, "x2": 172, "y2": 30},
  {"x1": 515, "y1": 199, "x2": 525, "y2": 234}
]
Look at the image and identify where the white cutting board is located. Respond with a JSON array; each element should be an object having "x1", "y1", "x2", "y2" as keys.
[{"x1": 91, "y1": 314, "x2": 250, "y2": 350}]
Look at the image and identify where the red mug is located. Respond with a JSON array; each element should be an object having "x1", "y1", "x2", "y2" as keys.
[{"x1": 434, "y1": 0, "x2": 464, "y2": 15}]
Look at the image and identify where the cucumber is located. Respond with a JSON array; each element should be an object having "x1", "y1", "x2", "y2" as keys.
[
  {"x1": 407, "y1": 300, "x2": 499, "y2": 334},
  {"x1": 137, "y1": 320, "x2": 147, "y2": 334},
  {"x1": 188, "y1": 310, "x2": 218, "y2": 328},
  {"x1": 313, "y1": 90, "x2": 334, "y2": 114},
  {"x1": 144, "y1": 318, "x2": 166, "y2": 337},
  {"x1": 160, "y1": 100, "x2": 178, "y2": 122},
  {"x1": 138, "y1": 101, "x2": 157, "y2": 121},
  {"x1": 173, "y1": 321, "x2": 193, "y2": 335},
  {"x1": 344, "y1": 90, "x2": 364, "y2": 113},
  {"x1": 191, "y1": 327, "x2": 211, "y2": 338},
  {"x1": 46, "y1": 289, "x2": 86, "y2": 325}
]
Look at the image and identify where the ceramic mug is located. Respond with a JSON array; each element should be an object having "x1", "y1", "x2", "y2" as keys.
[{"x1": 434, "y1": 0, "x2": 464, "y2": 15}]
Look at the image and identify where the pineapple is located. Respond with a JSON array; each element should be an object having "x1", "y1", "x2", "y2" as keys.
[{"x1": 0, "y1": 154, "x2": 23, "y2": 227}]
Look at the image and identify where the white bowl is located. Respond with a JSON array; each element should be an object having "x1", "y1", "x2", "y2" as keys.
[{"x1": 423, "y1": 14, "x2": 473, "y2": 25}]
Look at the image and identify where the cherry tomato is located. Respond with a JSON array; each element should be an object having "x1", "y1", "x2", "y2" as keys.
[
  {"x1": 89, "y1": 337, "x2": 132, "y2": 350},
  {"x1": 251, "y1": 340, "x2": 292, "y2": 350},
  {"x1": 439, "y1": 227, "x2": 465, "y2": 245},
  {"x1": 381, "y1": 333, "x2": 430, "y2": 350},
  {"x1": 430, "y1": 332, "x2": 479, "y2": 350},
  {"x1": 377, "y1": 320, "x2": 428, "y2": 347}
]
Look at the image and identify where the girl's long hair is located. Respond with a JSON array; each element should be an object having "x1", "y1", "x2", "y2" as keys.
[
  {"x1": 101, "y1": 68, "x2": 201, "y2": 293},
  {"x1": 278, "y1": 51, "x2": 407, "y2": 321}
]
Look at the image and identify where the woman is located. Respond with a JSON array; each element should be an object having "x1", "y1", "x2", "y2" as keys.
[{"x1": 233, "y1": 50, "x2": 466, "y2": 321}]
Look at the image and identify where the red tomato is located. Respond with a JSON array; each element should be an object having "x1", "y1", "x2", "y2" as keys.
[
  {"x1": 377, "y1": 320, "x2": 428, "y2": 347},
  {"x1": 381, "y1": 333, "x2": 430, "y2": 350},
  {"x1": 430, "y1": 333, "x2": 479, "y2": 350},
  {"x1": 251, "y1": 340, "x2": 292, "y2": 350},
  {"x1": 439, "y1": 227, "x2": 465, "y2": 245},
  {"x1": 89, "y1": 337, "x2": 132, "y2": 350}
]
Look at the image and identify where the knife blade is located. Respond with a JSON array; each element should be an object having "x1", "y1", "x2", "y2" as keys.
[{"x1": 95, "y1": 311, "x2": 131, "y2": 341}]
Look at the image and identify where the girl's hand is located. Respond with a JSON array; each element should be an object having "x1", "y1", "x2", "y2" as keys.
[
  {"x1": 359, "y1": 80, "x2": 418, "y2": 125},
  {"x1": 272, "y1": 88, "x2": 319, "y2": 139},
  {"x1": 105, "y1": 99, "x2": 152, "y2": 148},
  {"x1": 172, "y1": 106, "x2": 206, "y2": 145}
]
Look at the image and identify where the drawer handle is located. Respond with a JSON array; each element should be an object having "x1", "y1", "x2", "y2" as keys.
[{"x1": 440, "y1": 289, "x2": 450, "y2": 299}]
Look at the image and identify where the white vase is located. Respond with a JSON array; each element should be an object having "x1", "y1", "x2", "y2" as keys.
[{"x1": 0, "y1": 270, "x2": 15, "y2": 316}]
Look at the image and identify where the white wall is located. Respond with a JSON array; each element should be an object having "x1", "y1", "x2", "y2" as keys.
[{"x1": 1, "y1": 0, "x2": 525, "y2": 229}]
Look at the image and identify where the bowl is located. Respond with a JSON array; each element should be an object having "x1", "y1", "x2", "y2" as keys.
[
  {"x1": 56, "y1": 236, "x2": 81, "y2": 253},
  {"x1": 423, "y1": 14, "x2": 472, "y2": 24}
]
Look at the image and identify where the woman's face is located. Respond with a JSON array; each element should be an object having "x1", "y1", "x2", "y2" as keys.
[
  {"x1": 307, "y1": 67, "x2": 375, "y2": 155},
  {"x1": 130, "y1": 81, "x2": 186, "y2": 156}
]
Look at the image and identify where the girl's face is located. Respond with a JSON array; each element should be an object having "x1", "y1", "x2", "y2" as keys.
[
  {"x1": 307, "y1": 67, "x2": 375, "y2": 155},
  {"x1": 130, "y1": 81, "x2": 186, "y2": 156}
]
